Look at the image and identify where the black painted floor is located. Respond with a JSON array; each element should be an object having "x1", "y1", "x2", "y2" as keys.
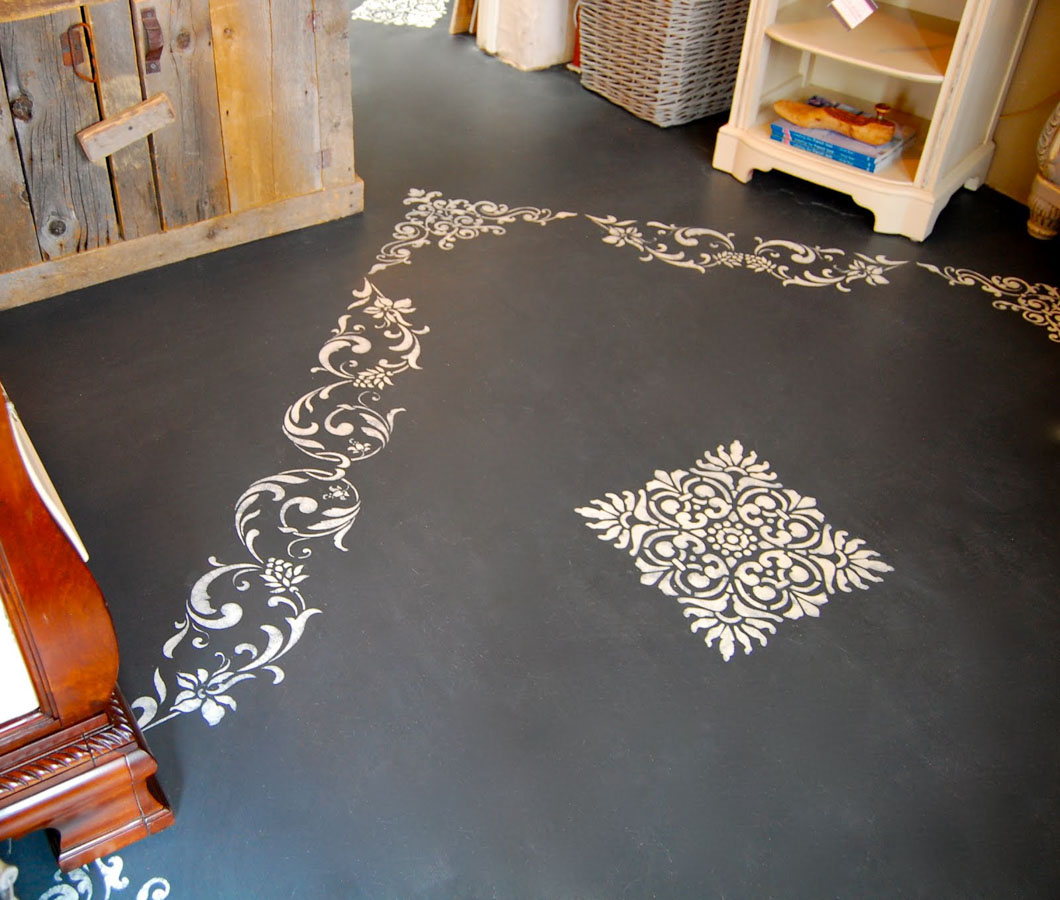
[{"x1": 2, "y1": 10, "x2": 1058, "y2": 899}]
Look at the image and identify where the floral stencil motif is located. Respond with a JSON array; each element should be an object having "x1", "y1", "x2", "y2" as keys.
[
  {"x1": 919, "y1": 264, "x2": 1060, "y2": 343},
  {"x1": 588, "y1": 215, "x2": 906, "y2": 292},
  {"x1": 351, "y1": 0, "x2": 449, "y2": 28},
  {"x1": 37, "y1": 855, "x2": 169, "y2": 900},
  {"x1": 370, "y1": 188, "x2": 577, "y2": 274},
  {"x1": 131, "y1": 280, "x2": 424, "y2": 730},
  {"x1": 576, "y1": 441, "x2": 892, "y2": 661},
  {"x1": 131, "y1": 189, "x2": 575, "y2": 731}
]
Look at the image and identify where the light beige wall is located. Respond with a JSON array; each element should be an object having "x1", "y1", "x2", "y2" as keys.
[{"x1": 986, "y1": 0, "x2": 1060, "y2": 203}]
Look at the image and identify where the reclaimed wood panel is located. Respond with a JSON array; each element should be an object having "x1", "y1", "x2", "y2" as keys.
[
  {"x1": 0, "y1": 179, "x2": 363, "y2": 309},
  {"x1": 85, "y1": 0, "x2": 162, "y2": 239},
  {"x1": 0, "y1": 56, "x2": 40, "y2": 269},
  {"x1": 135, "y1": 0, "x2": 227, "y2": 229},
  {"x1": 313, "y1": 0, "x2": 354, "y2": 189},
  {"x1": 210, "y1": 0, "x2": 272, "y2": 210},
  {"x1": 212, "y1": 0, "x2": 321, "y2": 211},
  {"x1": 77, "y1": 93, "x2": 175, "y2": 163},
  {"x1": 270, "y1": 0, "x2": 320, "y2": 200},
  {"x1": 0, "y1": 11, "x2": 119, "y2": 260},
  {"x1": 0, "y1": 1, "x2": 107, "y2": 24}
]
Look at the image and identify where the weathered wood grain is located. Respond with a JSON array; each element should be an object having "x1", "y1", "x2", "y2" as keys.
[
  {"x1": 270, "y1": 0, "x2": 321, "y2": 200},
  {"x1": 135, "y1": 0, "x2": 227, "y2": 228},
  {"x1": 0, "y1": 1, "x2": 107, "y2": 25},
  {"x1": 77, "y1": 93, "x2": 175, "y2": 163},
  {"x1": 84, "y1": 1, "x2": 162, "y2": 239},
  {"x1": 210, "y1": 0, "x2": 273, "y2": 210},
  {"x1": 0, "y1": 55, "x2": 40, "y2": 270},
  {"x1": 212, "y1": 0, "x2": 323, "y2": 211},
  {"x1": 313, "y1": 0, "x2": 354, "y2": 189},
  {"x1": 449, "y1": 0, "x2": 474, "y2": 34},
  {"x1": 0, "y1": 11, "x2": 119, "y2": 260},
  {"x1": 0, "y1": 179, "x2": 363, "y2": 309}
]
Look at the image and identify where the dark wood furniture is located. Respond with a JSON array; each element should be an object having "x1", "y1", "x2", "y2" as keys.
[{"x1": 0, "y1": 385, "x2": 173, "y2": 870}]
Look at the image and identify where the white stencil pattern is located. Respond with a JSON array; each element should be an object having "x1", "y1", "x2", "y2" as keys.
[
  {"x1": 919, "y1": 263, "x2": 1060, "y2": 343},
  {"x1": 588, "y1": 214, "x2": 907, "y2": 292},
  {"x1": 131, "y1": 280, "x2": 422, "y2": 730},
  {"x1": 351, "y1": 0, "x2": 448, "y2": 28},
  {"x1": 36, "y1": 856, "x2": 169, "y2": 900},
  {"x1": 127, "y1": 190, "x2": 1052, "y2": 730},
  {"x1": 576, "y1": 442, "x2": 893, "y2": 661},
  {"x1": 370, "y1": 188, "x2": 576, "y2": 274},
  {"x1": 130, "y1": 191, "x2": 572, "y2": 731}
]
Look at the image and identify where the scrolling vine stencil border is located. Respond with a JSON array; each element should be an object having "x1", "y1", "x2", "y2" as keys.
[
  {"x1": 919, "y1": 263, "x2": 1060, "y2": 343},
  {"x1": 130, "y1": 192, "x2": 574, "y2": 731},
  {"x1": 587, "y1": 214, "x2": 908, "y2": 292},
  {"x1": 36, "y1": 855, "x2": 169, "y2": 900},
  {"x1": 370, "y1": 188, "x2": 577, "y2": 274}
]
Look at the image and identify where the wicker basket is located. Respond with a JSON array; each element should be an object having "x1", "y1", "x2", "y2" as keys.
[{"x1": 578, "y1": 0, "x2": 749, "y2": 128}]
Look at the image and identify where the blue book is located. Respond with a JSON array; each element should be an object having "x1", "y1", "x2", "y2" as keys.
[{"x1": 770, "y1": 118, "x2": 914, "y2": 173}]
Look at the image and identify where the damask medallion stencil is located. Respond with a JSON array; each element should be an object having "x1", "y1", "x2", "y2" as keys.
[
  {"x1": 576, "y1": 442, "x2": 893, "y2": 661},
  {"x1": 351, "y1": 0, "x2": 449, "y2": 28}
]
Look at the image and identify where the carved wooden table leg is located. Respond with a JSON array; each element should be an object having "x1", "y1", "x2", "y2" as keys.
[{"x1": 0, "y1": 691, "x2": 174, "y2": 872}]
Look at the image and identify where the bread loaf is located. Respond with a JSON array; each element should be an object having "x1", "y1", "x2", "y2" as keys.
[{"x1": 774, "y1": 100, "x2": 895, "y2": 145}]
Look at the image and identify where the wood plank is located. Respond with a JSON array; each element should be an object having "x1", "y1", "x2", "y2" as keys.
[
  {"x1": 449, "y1": 0, "x2": 474, "y2": 34},
  {"x1": 135, "y1": 0, "x2": 227, "y2": 229},
  {"x1": 0, "y1": 11, "x2": 119, "y2": 260},
  {"x1": 212, "y1": 0, "x2": 325, "y2": 211},
  {"x1": 84, "y1": 1, "x2": 162, "y2": 239},
  {"x1": 210, "y1": 0, "x2": 274, "y2": 210},
  {"x1": 0, "y1": 54, "x2": 40, "y2": 270},
  {"x1": 313, "y1": 0, "x2": 354, "y2": 188},
  {"x1": 270, "y1": 0, "x2": 321, "y2": 200},
  {"x1": 77, "y1": 94, "x2": 175, "y2": 163},
  {"x1": 0, "y1": 179, "x2": 363, "y2": 309},
  {"x1": 0, "y1": 1, "x2": 107, "y2": 24}
]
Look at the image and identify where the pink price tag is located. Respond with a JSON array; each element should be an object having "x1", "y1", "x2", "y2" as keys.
[{"x1": 828, "y1": 0, "x2": 878, "y2": 29}]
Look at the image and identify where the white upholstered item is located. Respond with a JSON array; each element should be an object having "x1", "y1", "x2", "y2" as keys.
[{"x1": 0, "y1": 600, "x2": 37, "y2": 723}]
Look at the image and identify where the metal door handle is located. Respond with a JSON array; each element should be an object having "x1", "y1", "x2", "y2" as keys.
[
  {"x1": 61, "y1": 22, "x2": 98, "y2": 84},
  {"x1": 142, "y1": 7, "x2": 164, "y2": 74}
]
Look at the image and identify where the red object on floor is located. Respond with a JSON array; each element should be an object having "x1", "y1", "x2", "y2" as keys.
[{"x1": 571, "y1": 2, "x2": 582, "y2": 71}]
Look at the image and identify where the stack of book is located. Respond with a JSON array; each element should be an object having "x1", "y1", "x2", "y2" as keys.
[{"x1": 770, "y1": 102, "x2": 915, "y2": 173}]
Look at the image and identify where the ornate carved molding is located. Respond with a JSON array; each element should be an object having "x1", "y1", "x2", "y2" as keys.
[{"x1": 0, "y1": 694, "x2": 134, "y2": 800}]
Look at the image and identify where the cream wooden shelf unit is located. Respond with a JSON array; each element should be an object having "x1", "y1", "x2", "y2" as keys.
[{"x1": 712, "y1": 0, "x2": 1037, "y2": 240}]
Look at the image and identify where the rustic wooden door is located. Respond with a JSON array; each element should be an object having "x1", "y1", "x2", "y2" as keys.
[{"x1": 0, "y1": 8, "x2": 120, "y2": 260}]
